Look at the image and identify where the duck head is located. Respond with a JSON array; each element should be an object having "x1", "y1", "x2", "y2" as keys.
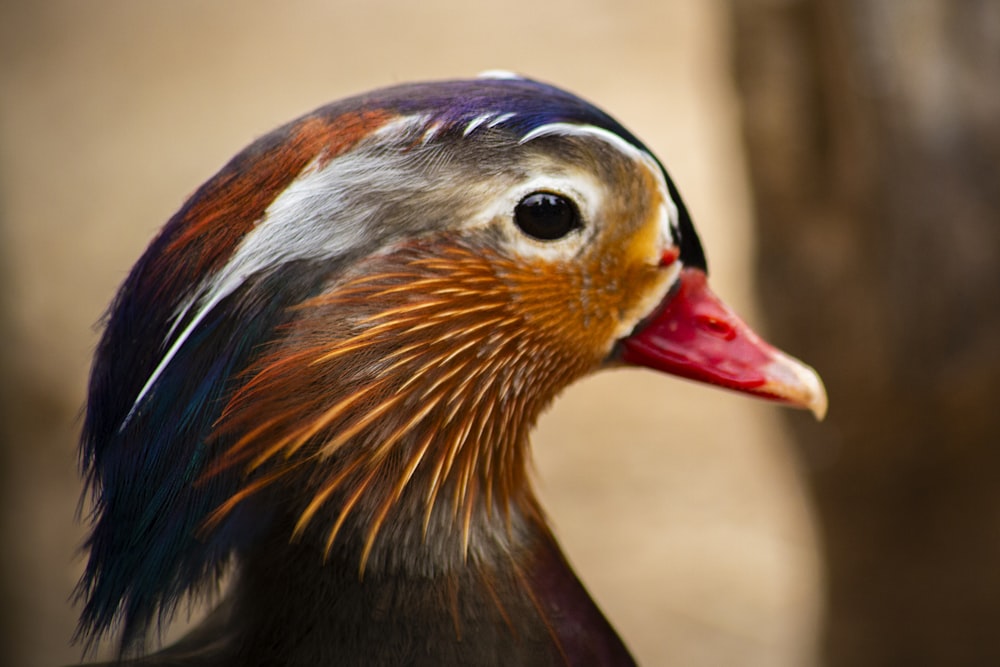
[{"x1": 77, "y1": 74, "x2": 825, "y2": 657}]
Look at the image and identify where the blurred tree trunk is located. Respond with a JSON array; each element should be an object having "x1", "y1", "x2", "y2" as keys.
[{"x1": 730, "y1": 1, "x2": 1000, "y2": 664}]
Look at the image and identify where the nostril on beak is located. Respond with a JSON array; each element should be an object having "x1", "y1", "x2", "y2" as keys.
[{"x1": 696, "y1": 314, "x2": 736, "y2": 340}]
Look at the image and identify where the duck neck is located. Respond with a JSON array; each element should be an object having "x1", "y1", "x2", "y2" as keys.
[
  {"x1": 207, "y1": 242, "x2": 637, "y2": 663},
  {"x1": 229, "y1": 483, "x2": 636, "y2": 667}
]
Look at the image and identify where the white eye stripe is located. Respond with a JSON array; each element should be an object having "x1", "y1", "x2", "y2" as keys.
[{"x1": 519, "y1": 122, "x2": 641, "y2": 157}]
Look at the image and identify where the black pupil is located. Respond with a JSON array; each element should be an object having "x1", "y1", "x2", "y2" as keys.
[{"x1": 513, "y1": 192, "x2": 579, "y2": 241}]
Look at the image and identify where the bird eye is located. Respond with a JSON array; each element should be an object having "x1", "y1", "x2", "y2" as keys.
[{"x1": 513, "y1": 192, "x2": 581, "y2": 241}]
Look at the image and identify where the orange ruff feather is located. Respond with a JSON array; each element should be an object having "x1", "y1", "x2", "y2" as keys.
[{"x1": 201, "y1": 236, "x2": 624, "y2": 569}]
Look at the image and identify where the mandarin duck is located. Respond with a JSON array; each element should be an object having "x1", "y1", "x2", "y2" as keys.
[{"x1": 75, "y1": 74, "x2": 826, "y2": 666}]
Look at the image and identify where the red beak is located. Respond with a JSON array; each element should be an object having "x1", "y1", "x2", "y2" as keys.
[{"x1": 621, "y1": 268, "x2": 827, "y2": 419}]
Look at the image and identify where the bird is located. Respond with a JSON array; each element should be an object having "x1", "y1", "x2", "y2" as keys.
[{"x1": 74, "y1": 73, "x2": 827, "y2": 666}]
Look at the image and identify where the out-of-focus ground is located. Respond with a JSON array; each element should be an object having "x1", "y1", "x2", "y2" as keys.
[{"x1": 0, "y1": 2, "x2": 821, "y2": 665}]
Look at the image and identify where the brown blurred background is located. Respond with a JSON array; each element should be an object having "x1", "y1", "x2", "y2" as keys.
[{"x1": 1, "y1": 1, "x2": 997, "y2": 666}]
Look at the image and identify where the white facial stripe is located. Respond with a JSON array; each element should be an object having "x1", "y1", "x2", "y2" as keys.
[{"x1": 519, "y1": 122, "x2": 644, "y2": 160}]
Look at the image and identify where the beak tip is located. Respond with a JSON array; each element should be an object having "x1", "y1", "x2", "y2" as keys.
[
  {"x1": 808, "y1": 377, "x2": 829, "y2": 422},
  {"x1": 763, "y1": 352, "x2": 828, "y2": 422},
  {"x1": 793, "y1": 363, "x2": 828, "y2": 422}
]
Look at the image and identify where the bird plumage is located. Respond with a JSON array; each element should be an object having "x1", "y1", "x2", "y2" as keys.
[{"x1": 75, "y1": 75, "x2": 824, "y2": 665}]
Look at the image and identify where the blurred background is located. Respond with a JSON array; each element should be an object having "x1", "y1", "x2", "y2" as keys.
[{"x1": 0, "y1": 1, "x2": 996, "y2": 666}]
